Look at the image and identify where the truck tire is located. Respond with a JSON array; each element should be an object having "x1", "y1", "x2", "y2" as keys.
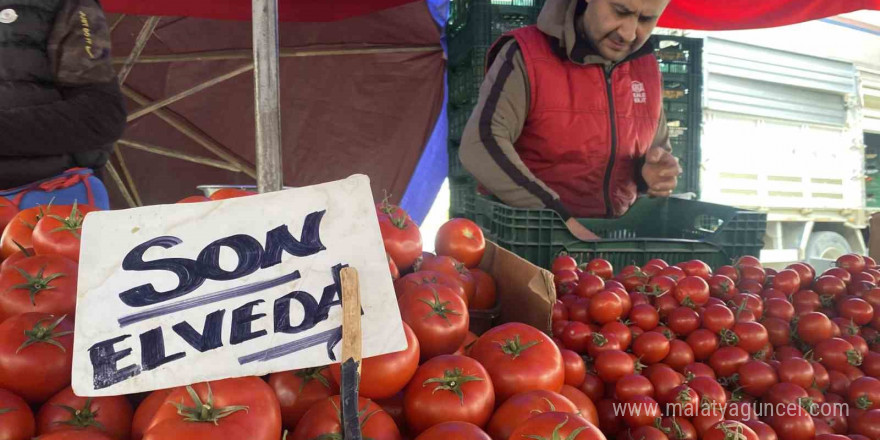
[{"x1": 805, "y1": 231, "x2": 852, "y2": 261}]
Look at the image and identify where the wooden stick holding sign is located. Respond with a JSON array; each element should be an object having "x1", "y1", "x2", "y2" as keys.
[{"x1": 340, "y1": 267, "x2": 363, "y2": 440}]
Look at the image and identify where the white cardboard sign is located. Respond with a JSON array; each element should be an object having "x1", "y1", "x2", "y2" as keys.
[{"x1": 72, "y1": 174, "x2": 406, "y2": 396}]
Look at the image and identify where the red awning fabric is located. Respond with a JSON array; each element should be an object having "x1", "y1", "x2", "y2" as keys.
[
  {"x1": 102, "y1": 0, "x2": 880, "y2": 30},
  {"x1": 101, "y1": 0, "x2": 423, "y2": 23},
  {"x1": 658, "y1": 0, "x2": 880, "y2": 30}
]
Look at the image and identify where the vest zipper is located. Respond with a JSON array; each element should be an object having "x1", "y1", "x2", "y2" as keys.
[{"x1": 603, "y1": 67, "x2": 617, "y2": 218}]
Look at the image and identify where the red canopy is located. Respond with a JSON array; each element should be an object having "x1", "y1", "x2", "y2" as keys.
[
  {"x1": 658, "y1": 0, "x2": 880, "y2": 30},
  {"x1": 101, "y1": 0, "x2": 422, "y2": 23},
  {"x1": 102, "y1": 0, "x2": 880, "y2": 29}
]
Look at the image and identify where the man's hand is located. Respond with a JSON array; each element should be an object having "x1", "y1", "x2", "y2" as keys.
[
  {"x1": 641, "y1": 146, "x2": 682, "y2": 197},
  {"x1": 566, "y1": 218, "x2": 600, "y2": 241}
]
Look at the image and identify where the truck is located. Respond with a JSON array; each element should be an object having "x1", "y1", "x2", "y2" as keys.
[{"x1": 654, "y1": 13, "x2": 880, "y2": 270}]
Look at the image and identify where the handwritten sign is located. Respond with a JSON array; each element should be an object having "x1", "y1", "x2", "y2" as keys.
[{"x1": 71, "y1": 175, "x2": 406, "y2": 396}]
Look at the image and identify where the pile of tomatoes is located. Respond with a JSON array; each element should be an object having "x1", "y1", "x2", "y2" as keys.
[{"x1": 549, "y1": 252, "x2": 880, "y2": 440}]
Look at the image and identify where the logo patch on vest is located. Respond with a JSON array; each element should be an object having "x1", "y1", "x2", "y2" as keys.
[
  {"x1": 0, "y1": 8, "x2": 18, "y2": 24},
  {"x1": 631, "y1": 81, "x2": 647, "y2": 104}
]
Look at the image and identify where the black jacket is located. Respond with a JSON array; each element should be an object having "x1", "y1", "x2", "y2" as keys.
[{"x1": 0, "y1": 0, "x2": 126, "y2": 189}]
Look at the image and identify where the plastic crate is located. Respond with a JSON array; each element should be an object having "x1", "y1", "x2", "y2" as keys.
[
  {"x1": 447, "y1": 0, "x2": 543, "y2": 64},
  {"x1": 448, "y1": 141, "x2": 472, "y2": 180},
  {"x1": 449, "y1": 105, "x2": 474, "y2": 142},
  {"x1": 448, "y1": 46, "x2": 488, "y2": 107},
  {"x1": 450, "y1": 178, "x2": 478, "y2": 219},
  {"x1": 469, "y1": 194, "x2": 766, "y2": 269}
]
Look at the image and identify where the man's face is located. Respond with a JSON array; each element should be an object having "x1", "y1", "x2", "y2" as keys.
[{"x1": 582, "y1": 0, "x2": 670, "y2": 62}]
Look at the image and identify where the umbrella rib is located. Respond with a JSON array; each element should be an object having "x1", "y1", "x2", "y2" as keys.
[
  {"x1": 121, "y1": 85, "x2": 257, "y2": 178},
  {"x1": 110, "y1": 45, "x2": 443, "y2": 64},
  {"x1": 105, "y1": 161, "x2": 138, "y2": 208},
  {"x1": 127, "y1": 63, "x2": 255, "y2": 122},
  {"x1": 117, "y1": 16, "x2": 160, "y2": 85},
  {"x1": 117, "y1": 139, "x2": 243, "y2": 172}
]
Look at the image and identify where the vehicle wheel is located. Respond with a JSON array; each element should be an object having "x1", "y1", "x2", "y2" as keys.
[{"x1": 805, "y1": 231, "x2": 852, "y2": 261}]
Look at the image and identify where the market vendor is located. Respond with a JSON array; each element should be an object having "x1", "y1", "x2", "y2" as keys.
[
  {"x1": 0, "y1": 0, "x2": 126, "y2": 189},
  {"x1": 459, "y1": 0, "x2": 681, "y2": 240}
]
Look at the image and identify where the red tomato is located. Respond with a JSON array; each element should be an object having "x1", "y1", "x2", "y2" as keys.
[
  {"x1": 863, "y1": 351, "x2": 880, "y2": 377},
  {"x1": 716, "y1": 265, "x2": 740, "y2": 283},
  {"x1": 552, "y1": 255, "x2": 579, "y2": 274},
  {"x1": 629, "y1": 303, "x2": 659, "y2": 331},
  {"x1": 732, "y1": 321, "x2": 770, "y2": 354},
  {"x1": 486, "y1": 390, "x2": 577, "y2": 440},
  {"x1": 132, "y1": 388, "x2": 175, "y2": 440},
  {"x1": 646, "y1": 364, "x2": 685, "y2": 405},
  {"x1": 854, "y1": 409, "x2": 880, "y2": 440},
  {"x1": 398, "y1": 284, "x2": 468, "y2": 361},
  {"x1": 588, "y1": 291, "x2": 622, "y2": 324},
  {"x1": 594, "y1": 350, "x2": 635, "y2": 383},
  {"x1": 615, "y1": 374, "x2": 655, "y2": 401},
  {"x1": 469, "y1": 269, "x2": 497, "y2": 309},
  {"x1": 683, "y1": 362, "x2": 716, "y2": 379},
  {"x1": 766, "y1": 411, "x2": 815, "y2": 440},
  {"x1": 708, "y1": 274, "x2": 738, "y2": 301},
  {"x1": 579, "y1": 373, "x2": 605, "y2": 403},
  {"x1": 600, "y1": 321, "x2": 631, "y2": 351},
  {"x1": 667, "y1": 306, "x2": 700, "y2": 337},
  {"x1": 776, "y1": 357, "x2": 814, "y2": 389},
  {"x1": 143, "y1": 378, "x2": 281, "y2": 440},
  {"x1": 708, "y1": 346, "x2": 750, "y2": 379},
  {"x1": 0, "y1": 254, "x2": 78, "y2": 322},
  {"x1": 403, "y1": 355, "x2": 494, "y2": 434},
  {"x1": 175, "y1": 195, "x2": 210, "y2": 203},
  {"x1": 0, "y1": 246, "x2": 34, "y2": 273},
  {"x1": 395, "y1": 271, "x2": 468, "y2": 304},
  {"x1": 0, "y1": 313, "x2": 73, "y2": 404},
  {"x1": 414, "y1": 421, "x2": 490, "y2": 440},
  {"x1": 208, "y1": 188, "x2": 257, "y2": 200},
  {"x1": 772, "y1": 269, "x2": 801, "y2": 296},
  {"x1": 849, "y1": 377, "x2": 880, "y2": 410},
  {"x1": 435, "y1": 219, "x2": 485, "y2": 268},
  {"x1": 375, "y1": 392, "x2": 406, "y2": 432},
  {"x1": 837, "y1": 254, "x2": 866, "y2": 275},
  {"x1": 815, "y1": 275, "x2": 847, "y2": 297},
  {"x1": 330, "y1": 323, "x2": 418, "y2": 399},
  {"x1": 269, "y1": 367, "x2": 339, "y2": 430},
  {"x1": 838, "y1": 297, "x2": 874, "y2": 326},
  {"x1": 0, "y1": 387, "x2": 34, "y2": 440},
  {"x1": 763, "y1": 317, "x2": 792, "y2": 347},
  {"x1": 0, "y1": 196, "x2": 18, "y2": 233},
  {"x1": 703, "y1": 421, "x2": 759, "y2": 440},
  {"x1": 585, "y1": 259, "x2": 614, "y2": 280},
  {"x1": 621, "y1": 396, "x2": 660, "y2": 428},
  {"x1": 574, "y1": 273, "x2": 604, "y2": 299},
  {"x1": 292, "y1": 395, "x2": 398, "y2": 440},
  {"x1": 702, "y1": 304, "x2": 735, "y2": 334},
  {"x1": 674, "y1": 276, "x2": 710, "y2": 306},
  {"x1": 688, "y1": 376, "x2": 728, "y2": 410},
  {"x1": 36, "y1": 386, "x2": 132, "y2": 440},
  {"x1": 470, "y1": 323, "x2": 563, "y2": 403},
  {"x1": 560, "y1": 349, "x2": 586, "y2": 387},
  {"x1": 552, "y1": 300, "x2": 569, "y2": 322},
  {"x1": 35, "y1": 432, "x2": 114, "y2": 440},
  {"x1": 657, "y1": 417, "x2": 698, "y2": 440},
  {"x1": 559, "y1": 385, "x2": 599, "y2": 427},
  {"x1": 663, "y1": 339, "x2": 695, "y2": 372},
  {"x1": 633, "y1": 331, "x2": 670, "y2": 364},
  {"x1": 743, "y1": 420, "x2": 778, "y2": 440},
  {"x1": 737, "y1": 360, "x2": 778, "y2": 397},
  {"x1": 388, "y1": 253, "x2": 400, "y2": 280},
  {"x1": 561, "y1": 321, "x2": 591, "y2": 353},
  {"x1": 795, "y1": 311, "x2": 834, "y2": 344},
  {"x1": 764, "y1": 298, "x2": 795, "y2": 322},
  {"x1": 508, "y1": 412, "x2": 605, "y2": 440},
  {"x1": 738, "y1": 265, "x2": 766, "y2": 285},
  {"x1": 31, "y1": 203, "x2": 99, "y2": 262},
  {"x1": 0, "y1": 204, "x2": 68, "y2": 259},
  {"x1": 786, "y1": 263, "x2": 815, "y2": 288},
  {"x1": 681, "y1": 260, "x2": 712, "y2": 279},
  {"x1": 379, "y1": 211, "x2": 423, "y2": 271},
  {"x1": 815, "y1": 337, "x2": 862, "y2": 371}
]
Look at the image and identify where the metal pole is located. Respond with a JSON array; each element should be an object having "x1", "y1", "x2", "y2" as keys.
[{"x1": 252, "y1": 0, "x2": 284, "y2": 193}]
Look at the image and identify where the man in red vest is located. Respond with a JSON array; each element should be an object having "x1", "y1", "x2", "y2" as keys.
[{"x1": 459, "y1": 0, "x2": 680, "y2": 240}]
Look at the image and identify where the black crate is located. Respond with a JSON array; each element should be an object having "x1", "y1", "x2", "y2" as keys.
[
  {"x1": 448, "y1": 46, "x2": 488, "y2": 107},
  {"x1": 450, "y1": 177, "x2": 478, "y2": 219},
  {"x1": 448, "y1": 140, "x2": 473, "y2": 181},
  {"x1": 447, "y1": 0, "x2": 544, "y2": 64}
]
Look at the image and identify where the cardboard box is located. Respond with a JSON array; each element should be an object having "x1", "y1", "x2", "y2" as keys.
[{"x1": 471, "y1": 241, "x2": 557, "y2": 334}]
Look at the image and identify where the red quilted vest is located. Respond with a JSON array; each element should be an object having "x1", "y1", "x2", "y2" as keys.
[{"x1": 499, "y1": 26, "x2": 662, "y2": 218}]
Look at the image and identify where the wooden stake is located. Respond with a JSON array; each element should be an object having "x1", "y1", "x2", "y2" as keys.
[{"x1": 340, "y1": 267, "x2": 363, "y2": 440}]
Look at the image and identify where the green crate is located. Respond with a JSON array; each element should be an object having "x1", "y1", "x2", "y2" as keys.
[
  {"x1": 448, "y1": 141, "x2": 472, "y2": 180},
  {"x1": 449, "y1": 105, "x2": 474, "y2": 142},
  {"x1": 447, "y1": 0, "x2": 543, "y2": 63},
  {"x1": 448, "y1": 46, "x2": 487, "y2": 107},
  {"x1": 469, "y1": 194, "x2": 766, "y2": 269},
  {"x1": 450, "y1": 178, "x2": 478, "y2": 219}
]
